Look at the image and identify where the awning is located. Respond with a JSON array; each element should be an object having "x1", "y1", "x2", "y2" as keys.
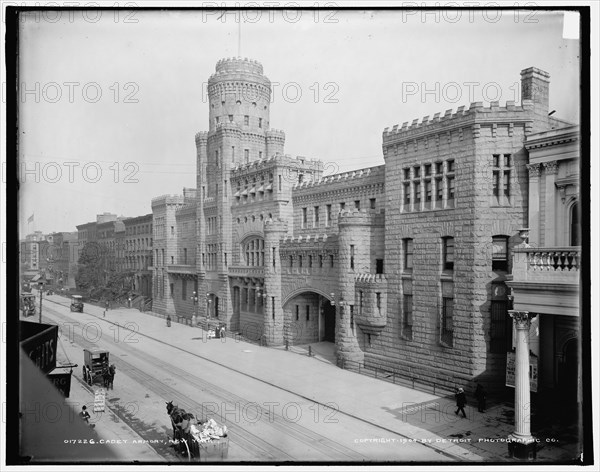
[
  {"x1": 241, "y1": 189, "x2": 248, "y2": 196},
  {"x1": 234, "y1": 190, "x2": 240, "y2": 197},
  {"x1": 249, "y1": 187, "x2": 256, "y2": 194},
  {"x1": 31, "y1": 274, "x2": 41, "y2": 282},
  {"x1": 265, "y1": 183, "x2": 273, "y2": 191},
  {"x1": 257, "y1": 185, "x2": 264, "y2": 192}
]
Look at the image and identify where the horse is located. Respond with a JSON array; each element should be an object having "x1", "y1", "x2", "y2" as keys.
[
  {"x1": 103, "y1": 364, "x2": 116, "y2": 389},
  {"x1": 166, "y1": 401, "x2": 199, "y2": 442}
]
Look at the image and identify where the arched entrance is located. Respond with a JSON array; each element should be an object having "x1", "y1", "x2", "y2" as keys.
[{"x1": 282, "y1": 292, "x2": 336, "y2": 345}]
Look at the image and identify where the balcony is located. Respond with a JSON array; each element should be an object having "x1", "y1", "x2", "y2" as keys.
[
  {"x1": 167, "y1": 264, "x2": 196, "y2": 276},
  {"x1": 228, "y1": 266, "x2": 265, "y2": 280},
  {"x1": 507, "y1": 246, "x2": 580, "y2": 317}
]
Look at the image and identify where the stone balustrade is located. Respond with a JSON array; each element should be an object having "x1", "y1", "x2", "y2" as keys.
[{"x1": 512, "y1": 246, "x2": 580, "y2": 283}]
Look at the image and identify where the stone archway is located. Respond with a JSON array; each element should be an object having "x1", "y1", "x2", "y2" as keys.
[{"x1": 283, "y1": 291, "x2": 335, "y2": 345}]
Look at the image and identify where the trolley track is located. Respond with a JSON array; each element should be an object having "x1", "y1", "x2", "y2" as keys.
[
  {"x1": 43, "y1": 303, "x2": 371, "y2": 461},
  {"x1": 42, "y1": 296, "x2": 454, "y2": 461}
]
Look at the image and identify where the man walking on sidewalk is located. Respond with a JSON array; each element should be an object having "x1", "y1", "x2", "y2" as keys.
[{"x1": 455, "y1": 387, "x2": 467, "y2": 418}]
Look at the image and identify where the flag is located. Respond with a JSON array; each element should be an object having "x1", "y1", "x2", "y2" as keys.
[{"x1": 28, "y1": 213, "x2": 34, "y2": 223}]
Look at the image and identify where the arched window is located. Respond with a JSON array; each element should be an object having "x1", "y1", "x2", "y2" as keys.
[
  {"x1": 570, "y1": 202, "x2": 580, "y2": 246},
  {"x1": 244, "y1": 238, "x2": 265, "y2": 267}
]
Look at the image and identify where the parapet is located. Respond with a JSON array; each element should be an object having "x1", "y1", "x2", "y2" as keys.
[
  {"x1": 292, "y1": 165, "x2": 385, "y2": 191},
  {"x1": 280, "y1": 233, "x2": 338, "y2": 248},
  {"x1": 231, "y1": 153, "x2": 322, "y2": 175},
  {"x1": 195, "y1": 131, "x2": 208, "y2": 145},
  {"x1": 266, "y1": 129, "x2": 286, "y2": 141},
  {"x1": 382, "y1": 100, "x2": 535, "y2": 144},
  {"x1": 215, "y1": 57, "x2": 264, "y2": 76},
  {"x1": 151, "y1": 194, "x2": 185, "y2": 209},
  {"x1": 355, "y1": 273, "x2": 387, "y2": 285},
  {"x1": 338, "y1": 209, "x2": 385, "y2": 227}
]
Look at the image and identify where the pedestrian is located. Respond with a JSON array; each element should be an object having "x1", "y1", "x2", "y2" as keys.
[
  {"x1": 166, "y1": 315, "x2": 172, "y2": 327},
  {"x1": 105, "y1": 299, "x2": 109, "y2": 311},
  {"x1": 455, "y1": 387, "x2": 467, "y2": 418},
  {"x1": 475, "y1": 383, "x2": 486, "y2": 413},
  {"x1": 80, "y1": 405, "x2": 91, "y2": 423}
]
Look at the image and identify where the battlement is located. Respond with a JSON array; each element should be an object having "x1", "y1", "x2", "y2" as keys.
[
  {"x1": 293, "y1": 165, "x2": 385, "y2": 191},
  {"x1": 355, "y1": 273, "x2": 387, "y2": 284},
  {"x1": 215, "y1": 122, "x2": 242, "y2": 133},
  {"x1": 266, "y1": 129, "x2": 286, "y2": 140},
  {"x1": 175, "y1": 203, "x2": 196, "y2": 217},
  {"x1": 281, "y1": 233, "x2": 338, "y2": 247},
  {"x1": 231, "y1": 153, "x2": 322, "y2": 176},
  {"x1": 382, "y1": 100, "x2": 535, "y2": 144},
  {"x1": 195, "y1": 131, "x2": 208, "y2": 145},
  {"x1": 151, "y1": 194, "x2": 184, "y2": 208},
  {"x1": 215, "y1": 57, "x2": 264, "y2": 75},
  {"x1": 338, "y1": 209, "x2": 385, "y2": 227}
]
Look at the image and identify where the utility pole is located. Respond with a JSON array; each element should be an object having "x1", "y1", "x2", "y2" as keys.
[{"x1": 38, "y1": 282, "x2": 44, "y2": 324}]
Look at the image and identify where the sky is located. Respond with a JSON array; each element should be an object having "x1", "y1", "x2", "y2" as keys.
[{"x1": 13, "y1": 7, "x2": 582, "y2": 236}]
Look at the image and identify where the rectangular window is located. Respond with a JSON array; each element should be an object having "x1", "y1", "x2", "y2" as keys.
[
  {"x1": 441, "y1": 297, "x2": 454, "y2": 347},
  {"x1": 447, "y1": 176, "x2": 455, "y2": 203},
  {"x1": 296, "y1": 305, "x2": 299, "y2": 321},
  {"x1": 376, "y1": 259, "x2": 384, "y2": 274},
  {"x1": 350, "y1": 245, "x2": 355, "y2": 270},
  {"x1": 170, "y1": 283, "x2": 174, "y2": 297},
  {"x1": 435, "y1": 162, "x2": 443, "y2": 174},
  {"x1": 435, "y1": 178, "x2": 443, "y2": 202},
  {"x1": 493, "y1": 171, "x2": 500, "y2": 197},
  {"x1": 308, "y1": 255, "x2": 313, "y2": 268},
  {"x1": 330, "y1": 255, "x2": 334, "y2": 267},
  {"x1": 278, "y1": 175, "x2": 282, "y2": 191},
  {"x1": 319, "y1": 255, "x2": 323, "y2": 268},
  {"x1": 425, "y1": 164, "x2": 432, "y2": 176},
  {"x1": 376, "y1": 292, "x2": 381, "y2": 310},
  {"x1": 302, "y1": 208, "x2": 307, "y2": 228},
  {"x1": 443, "y1": 237, "x2": 454, "y2": 271},
  {"x1": 244, "y1": 115, "x2": 249, "y2": 126},
  {"x1": 447, "y1": 159, "x2": 455, "y2": 172},
  {"x1": 404, "y1": 183, "x2": 411, "y2": 206},
  {"x1": 259, "y1": 151, "x2": 262, "y2": 160},
  {"x1": 306, "y1": 305, "x2": 310, "y2": 321},
  {"x1": 503, "y1": 170, "x2": 510, "y2": 197},
  {"x1": 504, "y1": 153, "x2": 511, "y2": 167},
  {"x1": 354, "y1": 200, "x2": 361, "y2": 210},
  {"x1": 244, "y1": 149, "x2": 249, "y2": 163},
  {"x1": 425, "y1": 180, "x2": 432, "y2": 204},
  {"x1": 403, "y1": 239, "x2": 413, "y2": 271},
  {"x1": 402, "y1": 279, "x2": 413, "y2": 340},
  {"x1": 340, "y1": 202, "x2": 345, "y2": 211},
  {"x1": 414, "y1": 166, "x2": 421, "y2": 178},
  {"x1": 258, "y1": 117, "x2": 262, "y2": 128},
  {"x1": 182, "y1": 280, "x2": 187, "y2": 300},
  {"x1": 326, "y1": 204, "x2": 332, "y2": 226},
  {"x1": 183, "y1": 248, "x2": 187, "y2": 264},
  {"x1": 370, "y1": 198, "x2": 376, "y2": 209},
  {"x1": 228, "y1": 114, "x2": 233, "y2": 122},
  {"x1": 492, "y1": 236, "x2": 509, "y2": 271},
  {"x1": 403, "y1": 168, "x2": 411, "y2": 180},
  {"x1": 415, "y1": 184, "x2": 421, "y2": 204},
  {"x1": 215, "y1": 117, "x2": 219, "y2": 126},
  {"x1": 490, "y1": 297, "x2": 509, "y2": 353},
  {"x1": 298, "y1": 255, "x2": 303, "y2": 268},
  {"x1": 314, "y1": 206, "x2": 319, "y2": 227}
]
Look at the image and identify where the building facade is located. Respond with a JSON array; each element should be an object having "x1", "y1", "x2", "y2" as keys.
[
  {"x1": 124, "y1": 213, "x2": 154, "y2": 298},
  {"x1": 152, "y1": 59, "x2": 581, "y2": 393}
]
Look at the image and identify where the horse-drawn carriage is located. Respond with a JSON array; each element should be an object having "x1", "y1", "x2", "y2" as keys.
[
  {"x1": 82, "y1": 349, "x2": 115, "y2": 388},
  {"x1": 166, "y1": 401, "x2": 229, "y2": 461},
  {"x1": 20, "y1": 293, "x2": 37, "y2": 317}
]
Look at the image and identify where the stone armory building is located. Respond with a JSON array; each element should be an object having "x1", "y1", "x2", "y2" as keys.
[{"x1": 151, "y1": 58, "x2": 579, "y2": 392}]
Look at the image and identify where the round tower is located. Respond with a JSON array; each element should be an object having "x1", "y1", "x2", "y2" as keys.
[
  {"x1": 266, "y1": 129, "x2": 286, "y2": 158},
  {"x1": 207, "y1": 57, "x2": 272, "y2": 134},
  {"x1": 336, "y1": 210, "x2": 369, "y2": 365},
  {"x1": 263, "y1": 217, "x2": 288, "y2": 346}
]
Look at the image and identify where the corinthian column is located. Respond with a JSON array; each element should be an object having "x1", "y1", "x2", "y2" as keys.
[{"x1": 508, "y1": 310, "x2": 538, "y2": 460}]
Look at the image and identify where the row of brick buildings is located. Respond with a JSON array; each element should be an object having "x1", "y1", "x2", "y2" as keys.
[{"x1": 149, "y1": 58, "x2": 581, "y2": 428}]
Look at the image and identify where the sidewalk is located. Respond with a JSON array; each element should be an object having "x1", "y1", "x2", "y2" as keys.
[
  {"x1": 48, "y1": 294, "x2": 581, "y2": 463},
  {"x1": 65, "y1": 374, "x2": 165, "y2": 462}
]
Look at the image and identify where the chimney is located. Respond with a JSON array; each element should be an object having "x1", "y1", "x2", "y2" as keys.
[{"x1": 521, "y1": 67, "x2": 550, "y2": 112}]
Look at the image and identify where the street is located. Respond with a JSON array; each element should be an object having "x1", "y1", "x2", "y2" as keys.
[{"x1": 35, "y1": 295, "x2": 448, "y2": 462}]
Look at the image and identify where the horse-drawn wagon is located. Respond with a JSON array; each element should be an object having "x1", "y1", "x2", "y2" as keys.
[
  {"x1": 82, "y1": 349, "x2": 115, "y2": 388},
  {"x1": 166, "y1": 401, "x2": 229, "y2": 461}
]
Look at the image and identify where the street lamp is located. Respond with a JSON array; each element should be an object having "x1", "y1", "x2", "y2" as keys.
[
  {"x1": 38, "y1": 281, "x2": 44, "y2": 323},
  {"x1": 206, "y1": 292, "x2": 212, "y2": 320},
  {"x1": 191, "y1": 291, "x2": 199, "y2": 326},
  {"x1": 330, "y1": 292, "x2": 348, "y2": 317}
]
